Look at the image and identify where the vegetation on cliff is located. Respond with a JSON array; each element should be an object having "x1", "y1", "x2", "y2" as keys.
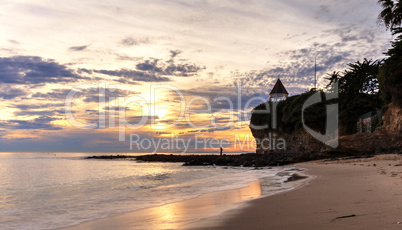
[
  {"x1": 379, "y1": 28, "x2": 402, "y2": 107},
  {"x1": 377, "y1": 0, "x2": 402, "y2": 107},
  {"x1": 251, "y1": 65, "x2": 381, "y2": 137},
  {"x1": 251, "y1": 92, "x2": 379, "y2": 136}
]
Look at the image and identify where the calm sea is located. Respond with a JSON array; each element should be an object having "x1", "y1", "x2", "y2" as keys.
[{"x1": 0, "y1": 152, "x2": 300, "y2": 230}]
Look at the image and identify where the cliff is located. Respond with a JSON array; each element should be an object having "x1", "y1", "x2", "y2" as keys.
[
  {"x1": 382, "y1": 103, "x2": 402, "y2": 136},
  {"x1": 250, "y1": 92, "x2": 401, "y2": 163},
  {"x1": 337, "y1": 103, "x2": 401, "y2": 154}
]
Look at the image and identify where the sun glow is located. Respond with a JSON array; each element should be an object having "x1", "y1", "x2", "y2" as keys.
[
  {"x1": 151, "y1": 122, "x2": 169, "y2": 130},
  {"x1": 154, "y1": 108, "x2": 169, "y2": 120}
]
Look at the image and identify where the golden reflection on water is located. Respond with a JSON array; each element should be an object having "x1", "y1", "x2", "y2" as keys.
[{"x1": 146, "y1": 181, "x2": 262, "y2": 229}]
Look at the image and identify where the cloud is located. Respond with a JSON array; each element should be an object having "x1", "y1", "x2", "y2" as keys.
[
  {"x1": 0, "y1": 85, "x2": 28, "y2": 99},
  {"x1": 95, "y1": 55, "x2": 204, "y2": 82},
  {"x1": 13, "y1": 104, "x2": 51, "y2": 110},
  {"x1": 0, "y1": 56, "x2": 85, "y2": 84},
  {"x1": 8, "y1": 40, "x2": 20, "y2": 44},
  {"x1": 95, "y1": 69, "x2": 171, "y2": 82},
  {"x1": 169, "y1": 50, "x2": 182, "y2": 59},
  {"x1": 32, "y1": 89, "x2": 76, "y2": 100},
  {"x1": 179, "y1": 85, "x2": 268, "y2": 111},
  {"x1": 135, "y1": 55, "x2": 204, "y2": 77},
  {"x1": 68, "y1": 44, "x2": 91, "y2": 51},
  {"x1": 1, "y1": 116, "x2": 61, "y2": 130},
  {"x1": 120, "y1": 37, "x2": 150, "y2": 46},
  {"x1": 10, "y1": 103, "x2": 66, "y2": 119},
  {"x1": 81, "y1": 88, "x2": 140, "y2": 103},
  {"x1": 77, "y1": 68, "x2": 93, "y2": 74},
  {"x1": 81, "y1": 111, "x2": 158, "y2": 129},
  {"x1": 135, "y1": 59, "x2": 164, "y2": 72},
  {"x1": 13, "y1": 109, "x2": 65, "y2": 117},
  {"x1": 32, "y1": 87, "x2": 140, "y2": 102},
  {"x1": 164, "y1": 62, "x2": 204, "y2": 77},
  {"x1": 322, "y1": 25, "x2": 377, "y2": 44}
]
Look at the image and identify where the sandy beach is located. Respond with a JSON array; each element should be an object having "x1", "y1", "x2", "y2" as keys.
[
  {"x1": 62, "y1": 154, "x2": 402, "y2": 230},
  {"x1": 187, "y1": 154, "x2": 402, "y2": 230}
]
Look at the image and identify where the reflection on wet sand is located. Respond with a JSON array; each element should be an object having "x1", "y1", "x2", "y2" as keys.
[
  {"x1": 62, "y1": 181, "x2": 262, "y2": 230},
  {"x1": 148, "y1": 181, "x2": 262, "y2": 229}
]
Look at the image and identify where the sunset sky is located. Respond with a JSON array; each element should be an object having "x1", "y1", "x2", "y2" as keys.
[{"x1": 0, "y1": 0, "x2": 393, "y2": 153}]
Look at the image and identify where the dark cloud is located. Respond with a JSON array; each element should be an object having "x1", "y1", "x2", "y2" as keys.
[
  {"x1": 169, "y1": 50, "x2": 182, "y2": 59},
  {"x1": 135, "y1": 59, "x2": 163, "y2": 72},
  {"x1": 82, "y1": 88, "x2": 140, "y2": 103},
  {"x1": 77, "y1": 68, "x2": 93, "y2": 74},
  {"x1": 82, "y1": 112, "x2": 158, "y2": 129},
  {"x1": 115, "y1": 54, "x2": 142, "y2": 61},
  {"x1": 95, "y1": 69, "x2": 171, "y2": 82},
  {"x1": 0, "y1": 56, "x2": 84, "y2": 84},
  {"x1": 13, "y1": 109, "x2": 65, "y2": 117},
  {"x1": 164, "y1": 62, "x2": 203, "y2": 76},
  {"x1": 68, "y1": 44, "x2": 91, "y2": 51},
  {"x1": 155, "y1": 131, "x2": 172, "y2": 135},
  {"x1": 95, "y1": 56, "x2": 204, "y2": 83},
  {"x1": 0, "y1": 86, "x2": 28, "y2": 99},
  {"x1": 1, "y1": 116, "x2": 61, "y2": 130},
  {"x1": 32, "y1": 87, "x2": 140, "y2": 102},
  {"x1": 8, "y1": 40, "x2": 20, "y2": 44},
  {"x1": 100, "y1": 106, "x2": 131, "y2": 112},
  {"x1": 323, "y1": 24, "x2": 377, "y2": 45},
  {"x1": 134, "y1": 58, "x2": 203, "y2": 77},
  {"x1": 10, "y1": 104, "x2": 65, "y2": 118},
  {"x1": 136, "y1": 57, "x2": 204, "y2": 76},
  {"x1": 32, "y1": 89, "x2": 75, "y2": 100},
  {"x1": 13, "y1": 104, "x2": 48, "y2": 110},
  {"x1": 178, "y1": 85, "x2": 267, "y2": 112},
  {"x1": 120, "y1": 37, "x2": 150, "y2": 46}
]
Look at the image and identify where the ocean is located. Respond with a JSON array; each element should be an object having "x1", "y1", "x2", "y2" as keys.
[{"x1": 0, "y1": 152, "x2": 302, "y2": 230}]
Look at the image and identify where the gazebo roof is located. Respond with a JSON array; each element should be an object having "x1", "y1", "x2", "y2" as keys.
[{"x1": 269, "y1": 78, "x2": 289, "y2": 95}]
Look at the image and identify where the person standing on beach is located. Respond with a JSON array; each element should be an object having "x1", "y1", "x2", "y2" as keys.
[{"x1": 220, "y1": 147, "x2": 223, "y2": 156}]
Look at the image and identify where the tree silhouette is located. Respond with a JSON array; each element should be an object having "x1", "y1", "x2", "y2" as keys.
[
  {"x1": 378, "y1": 0, "x2": 402, "y2": 30},
  {"x1": 379, "y1": 29, "x2": 402, "y2": 106},
  {"x1": 342, "y1": 59, "x2": 381, "y2": 95},
  {"x1": 325, "y1": 71, "x2": 341, "y2": 87},
  {"x1": 326, "y1": 59, "x2": 381, "y2": 95}
]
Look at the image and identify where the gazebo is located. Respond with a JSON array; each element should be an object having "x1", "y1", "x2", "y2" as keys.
[{"x1": 269, "y1": 78, "x2": 289, "y2": 102}]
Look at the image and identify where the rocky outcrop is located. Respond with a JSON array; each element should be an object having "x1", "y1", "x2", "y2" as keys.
[
  {"x1": 337, "y1": 131, "x2": 393, "y2": 154},
  {"x1": 336, "y1": 103, "x2": 401, "y2": 154},
  {"x1": 381, "y1": 103, "x2": 402, "y2": 136},
  {"x1": 250, "y1": 103, "x2": 402, "y2": 160},
  {"x1": 250, "y1": 128, "x2": 329, "y2": 155},
  {"x1": 86, "y1": 153, "x2": 314, "y2": 167}
]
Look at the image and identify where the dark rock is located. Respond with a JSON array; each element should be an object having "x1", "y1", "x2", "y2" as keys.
[{"x1": 85, "y1": 155, "x2": 136, "y2": 160}]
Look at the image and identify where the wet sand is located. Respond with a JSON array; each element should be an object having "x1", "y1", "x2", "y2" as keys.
[
  {"x1": 187, "y1": 154, "x2": 402, "y2": 229},
  {"x1": 61, "y1": 179, "x2": 274, "y2": 230}
]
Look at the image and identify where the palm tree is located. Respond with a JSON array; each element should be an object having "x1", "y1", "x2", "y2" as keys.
[
  {"x1": 342, "y1": 59, "x2": 381, "y2": 95},
  {"x1": 378, "y1": 0, "x2": 402, "y2": 30},
  {"x1": 325, "y1": 71, "x2": 340, "y2": 88}
]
